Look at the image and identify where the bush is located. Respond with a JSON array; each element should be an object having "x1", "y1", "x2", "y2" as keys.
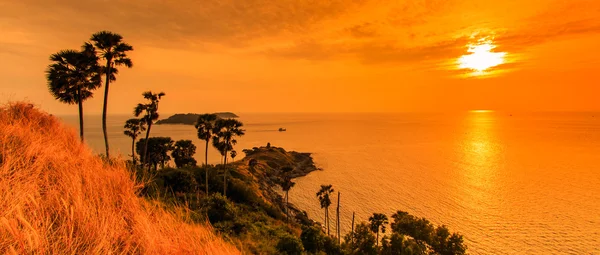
[
  {"x1": 158, "y1": 168, "x2": 198, "y2": 194},
  {"x1": 301, "y1": 225, "x2": 325, "y2": 253},
  {"x1": 276, "y1": 234, "x2": 304, "y2": 255},
  {"x1": 172, "y1": 140, "x2": 197, "y2": 168},
  {"x1": 343, "y1": 222, "x2": 377, "y2": 255},
  {"x1": 200, "y1": 194, "x2": 238, "y2": 224}
]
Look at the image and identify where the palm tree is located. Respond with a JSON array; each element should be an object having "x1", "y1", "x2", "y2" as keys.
[
  {"x1": 46, "y1": 45, "x2": 101, "y2": 142},
  {"x1": 134, "y1": 91, "x2": 165, "y2": 167},
  {"x1": 195, "y1": 114, "x2": 218, "y2": 194},
  {"x1": 368, "y1": 213, "x2": 389, "y2": 246},
  {"x1": 280, "y1": 167, "x2": 295, "y2": 221},
  {"x1": 123, "y1": 118, "x2": 146, "y2": 166},
  {"x1": 212, "y1": 118, "x2": 245, "y2": 196},
  {"x1": 230, "y1": 150, "x2": 237, "y2": 162},
  {"x1": 317, "y1": 184, "x2": 334, "y2": 235},
  {"x1": 90, "y1": 31, "x2": 133, "y2": 158},
  {"x1": 212, "y1": 118, "x2": 245, "y2": 165}
]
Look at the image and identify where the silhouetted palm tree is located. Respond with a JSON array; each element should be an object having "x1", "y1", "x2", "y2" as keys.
[
  {"x1": 90, "y1": 31, "x2": 133, "y2": 158},
  {"x1": 230, "y1": 150, "x2": 237, "y2": 162},
  {"x1": 195, "y1": 113, "x2": 218, "y2": 194},
  {"x1": 212, "y1": 118, "x2": 245, "y2": 165},
  {"x1": 134, "y1": 91, "x2": 165, "y2": 167},
  {"x1": 123, "y1": 118, "x2": 146, "y2": 166},
  {"x1": 368, "y1": 213, "x2": 389, "y2": 246},
  {"x1": 317, "y1": 184, "x2": 334, "y2": 235},
  {"x1": 212, "y1": 118, "x2": 245, "y2": 196},
  {"x1": 280, "y1": 167, "x2": 295, "y2": 221},
  {"x1": 47, "y1": 45, "x2": 101, "y2": 142}
]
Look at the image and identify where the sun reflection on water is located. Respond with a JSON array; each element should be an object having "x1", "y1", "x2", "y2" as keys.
[{"x1": 458, "y1": 111, "x2": 502, "y2": 210}]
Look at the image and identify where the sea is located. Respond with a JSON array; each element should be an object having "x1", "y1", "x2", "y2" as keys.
[{"x1": 59, "y1": 111, "x2": 600, "y2": 254}]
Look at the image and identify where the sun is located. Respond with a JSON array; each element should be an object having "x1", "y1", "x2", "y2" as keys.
[{"x1": 458, "y1": 39, "x2": 506, "y2": 73}]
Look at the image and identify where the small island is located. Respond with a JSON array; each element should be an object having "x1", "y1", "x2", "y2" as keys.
[{"x1": 156, "y1": 112, "x2": 239, "y2": 125}]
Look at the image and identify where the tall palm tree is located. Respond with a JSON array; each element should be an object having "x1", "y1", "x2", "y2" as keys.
[
  {"x1": 134, "y1": 91, "x2": 165, "y2": 167},
  {"x1": 368, "y1": 213, "x2": 389, "y2": 246},
  {"x1": 90, "y1": 31, "x2": 133, "y2": 158},
  {"x1": 123, "y1": 118, "x2": 146, "y2": 166},
  {"x1": 317, "y1": 184, "x2": 334, "y2": 235},
  {"x1": 280, "y1": 167, "x2": 295, "y2": 221},
  {"x1": 46, "y1": 45, "x2": 101, "y2": 142},
  {"x1": 212, "y1": 118, "x2": 245, "y2": 165},
  {"x1": 195, "y1": 113, "x2": 218, "y2": 194},
  {"x1": 212, "y1": 118, "x2": 245, "y2": 196}
]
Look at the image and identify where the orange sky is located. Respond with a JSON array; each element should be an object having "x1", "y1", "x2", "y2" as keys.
[{"x1": 1, "y1": 0, "x2": 599, "y2": 114}]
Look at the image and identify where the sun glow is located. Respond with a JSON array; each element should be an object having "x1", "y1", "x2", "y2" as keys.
[{"x1": 458, "y1": 38, "x2": 506, "y2": 74}]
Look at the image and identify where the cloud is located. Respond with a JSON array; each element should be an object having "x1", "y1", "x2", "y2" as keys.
[{"x1": 2, "y1": 0, "x2": 600, "y2": 65}]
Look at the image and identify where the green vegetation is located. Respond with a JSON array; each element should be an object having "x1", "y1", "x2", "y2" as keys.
[
  {"x1": 156, "y1": 112, "x2": 239, "y2": 125},
  {"x1": 172, "y1": 140, "x2": 197, "y2": 168},
  {"x1": 129, "y1": 140, "x2": 467, "y2": 254}
]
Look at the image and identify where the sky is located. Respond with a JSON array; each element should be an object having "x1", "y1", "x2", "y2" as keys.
[{"x1": 1, "y1": 0, "x2": 599, "y2": 114}]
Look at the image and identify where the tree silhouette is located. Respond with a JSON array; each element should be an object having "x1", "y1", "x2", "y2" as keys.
[
  {"x1": 134, "y1": 91, "x2": 165, "y2": 167},
  {"x1": 368, "y1": 213, "x2": 389, "y2": 246},
  {"x1": 195, "y1": 113, "x2": 218, "y2": 194},
  {"x1": 317, "y1": 184, "x2": 334, "y2": 235},
  {"x1": 212, "y1": 118, "x2": 245, "y2": 196},
  {"x1": 135, "y1": 137, "x2": 174, "y2": 171},
  {"x1": 46, "y1": 45, "x2": 101, "y2": 142},
  {"x1": 343, "y1": 222, "x2": 377, "y2": 255},
  {"x1": 280, "y1": 167, "x2": 295, "y2": 221},
  {"x1": 230, "y1": 150, "x2": 237, "y2": 162},
  {"x1": 90, "y1": 31, "x2": 133, "y2": 158},
  {"x1": 172, "y1": 140, "x2": 197, "y2": 168},
  {"x1": 212, "y1": 118, "x2": 245, "y2": 165},
  {"x1": 123, "y1": 118, "x2": 146, "y2": 165}
]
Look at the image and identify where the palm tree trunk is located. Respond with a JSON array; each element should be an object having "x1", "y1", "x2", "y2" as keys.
[
  {"x1": 285, "y1": 190, "x2": 289, "y2": 222},
  {"x1": 102, "y1": 60, "x2": 111, "y2": 159},
  {"x1": 376, "y1": 230, "x2": 379, "y2": 246},
  {"x1": 77, "y1": 87, "x2": 84, "y2": 142},
  {"x1": 131, "y1": 138, "x2": 136, "y2": 166},
  {"x1": 143, "y1": 123, "x2": 152, "y2": 165},
  {"x1": 205, "y1": 139, "x2": 209, "y2": 194},
  {"x1": 324, "y1": 209, "x2": 327, "y2": 232},
  {"x1": 337, "y1": 192, "x2": 340, "y2": 244},
  {"x1": 326, "y1": 207, "x2": 330, "y2": 235},
  {"x1": 351, "y1": 212, "x2": 355, "y2": 245}
]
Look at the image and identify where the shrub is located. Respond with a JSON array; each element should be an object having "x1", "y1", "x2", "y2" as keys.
[
  {"x1": 201, "y1": 193, "x2": 238, "y2": 224},
  {"x1": 158, "y1": 168, "x2": 199, "y2": 194},
  {"x1": 276, "y1": 234, "x2": 304, "y2": 255}
]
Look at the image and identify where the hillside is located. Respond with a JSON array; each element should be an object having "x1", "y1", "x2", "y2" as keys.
[
  {"x1": 147, "y1": 145, "x2": 322, "y2": 254},
  {"x1": 0, "y1": 103, "x2": 239, "y2": 254},
  {"x1": 156, "y1": 112, "x2": 239, "y2": 125}
]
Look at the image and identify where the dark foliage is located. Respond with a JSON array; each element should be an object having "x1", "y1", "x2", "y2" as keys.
[
  {"x1": 276, "y1": 234, "x2": 304, "y2": 255},
  {"x1": 172, "y1": 140, "x2": 197, "y2": 168},
  {"x1": 136, "y1": 137, "x2": 174, "y2": 170}
]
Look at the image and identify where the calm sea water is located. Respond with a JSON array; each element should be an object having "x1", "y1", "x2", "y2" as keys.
[{"x1": 60, "y1": 112, "x2": 600, "y2": 254}]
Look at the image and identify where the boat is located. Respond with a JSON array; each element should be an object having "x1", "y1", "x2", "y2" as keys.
[{"x1": 278, "y1": 128, "x2": 287, "y2": 132}]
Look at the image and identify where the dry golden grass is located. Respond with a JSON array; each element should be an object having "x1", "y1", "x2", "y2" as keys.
[{"x1": 0, "y1": 102, "x2": 240, "y2": 254}]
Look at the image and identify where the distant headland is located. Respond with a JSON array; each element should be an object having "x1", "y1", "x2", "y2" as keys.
[{"x1": 156, "y1": 113, "x2": 239, "y2": 125}]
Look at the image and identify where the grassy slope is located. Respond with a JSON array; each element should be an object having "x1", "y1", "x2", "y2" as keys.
[{"x1": 0, "y1": 103, "x2": 239, "y2": 254}]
